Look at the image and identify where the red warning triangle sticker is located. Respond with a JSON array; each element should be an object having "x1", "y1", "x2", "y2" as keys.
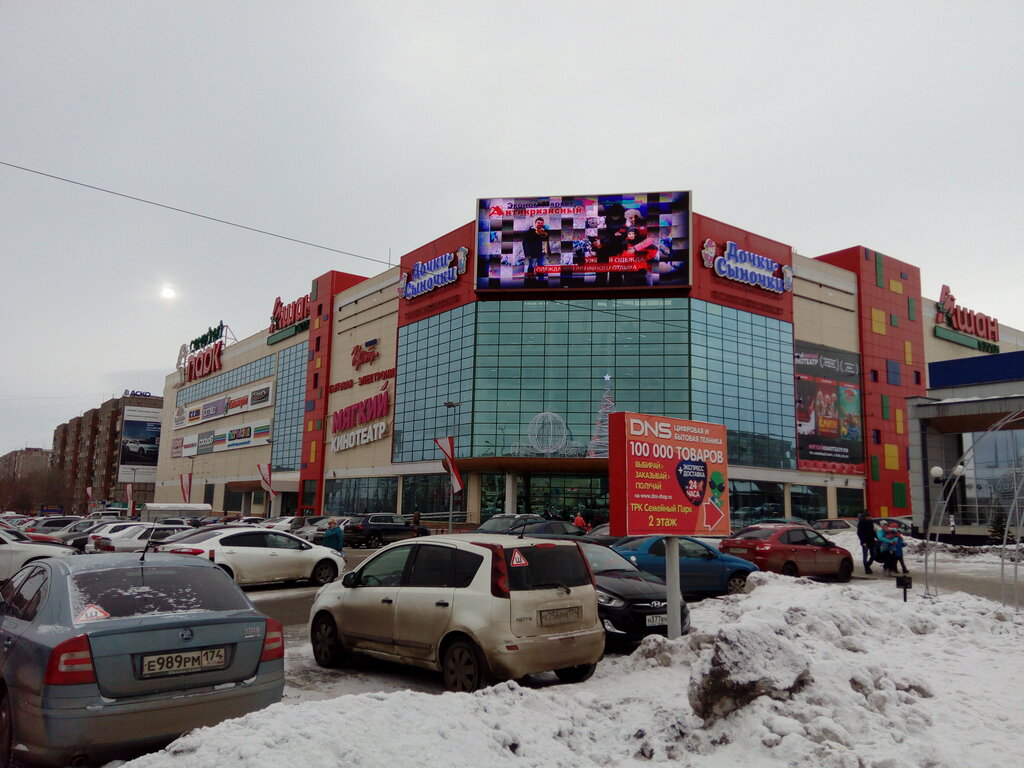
[
  {"x1": 510, "y1": 549, "x2": 529, "y2": 567},
  {"x1": 75, "y1": 604, "x2": 111, "y2": 623}
]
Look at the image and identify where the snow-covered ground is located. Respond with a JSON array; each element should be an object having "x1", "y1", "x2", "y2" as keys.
[{"x1": 116, "y1": 540, "x2": 1024, "y2": 768}]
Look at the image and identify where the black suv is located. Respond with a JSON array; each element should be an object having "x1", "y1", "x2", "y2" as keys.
[{"x1": 344, "y1": 514, "x2": 429, "y2": 548}]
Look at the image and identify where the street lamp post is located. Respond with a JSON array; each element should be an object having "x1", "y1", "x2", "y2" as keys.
[{"x1": 186, "y1": 455, "x2": 196, "y2": 504}]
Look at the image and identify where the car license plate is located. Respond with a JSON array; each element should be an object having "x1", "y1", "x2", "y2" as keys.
[
  {"x1": 539, "y1": 606, "x2": 581, "y2": 627},
  {"x1": 645, "y1": 614, "x2": 668, "y2": 627},
  {"x1": 140, "y1": 647, "x2": 227, "y2": 678},
  {"x1": 729, "y1": 547, "x2": 747, "y2": 554}
]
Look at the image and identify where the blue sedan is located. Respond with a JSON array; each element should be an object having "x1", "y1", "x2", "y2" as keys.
[{"x1": 612, "y1": 535, "x2": 757, "y2": 597}]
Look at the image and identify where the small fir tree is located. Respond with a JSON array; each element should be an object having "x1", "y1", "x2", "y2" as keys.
[{"x1": 987, "y1": 510, "x2": 1018, "y2": 546}]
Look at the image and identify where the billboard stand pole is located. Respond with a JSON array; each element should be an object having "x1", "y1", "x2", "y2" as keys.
[{"x1": 665, "y1": 536, "x2": 682, "y2": 639}]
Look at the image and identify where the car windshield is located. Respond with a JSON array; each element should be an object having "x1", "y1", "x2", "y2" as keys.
[
  {"x1": 477, "y1": 516, "x2": 526, "y2": 533},
  {"x1": 69, "y1": 566, "x2": 251, "y2": 622},
  {"x1": 578, "y1": 542, "x2": 639, "y2": 573},
  {"x1": 610, "y1": 537, "x2": 652, "y2": 552}
]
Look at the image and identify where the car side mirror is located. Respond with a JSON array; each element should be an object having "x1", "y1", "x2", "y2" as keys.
[{"x1": 341, "y1": 571, "x2": 358, "y2": 588}]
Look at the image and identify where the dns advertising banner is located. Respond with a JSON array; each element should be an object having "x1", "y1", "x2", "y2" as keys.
[
  {"x1": 609, "y1": 412, "x2": 730, "y2": 537},
  {"x1": 794, "y1": 342, "x2": 864, "y2": 473},
  {"x1": 476, "y1": 191, "x2": 691, "y2": 291}
]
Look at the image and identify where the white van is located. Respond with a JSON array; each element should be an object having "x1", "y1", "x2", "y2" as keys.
[{"x1": 142, "y1": 503, "x2": 214, "y2": 522}]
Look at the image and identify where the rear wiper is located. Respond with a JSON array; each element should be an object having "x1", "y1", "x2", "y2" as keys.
[{"x1": 532, "y1": 581, "x2": 571, "y2": 594}]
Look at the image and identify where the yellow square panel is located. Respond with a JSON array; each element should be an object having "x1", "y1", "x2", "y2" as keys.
[
  {"x1": 879, "y1": 506, "x2": 889, "y2": 517},
  {"x1": 895, "y1": 409, "x2": 904, "y2": 434},
  {"x1": 314, "y1": 317, "x2": 321, "y2": 330},
  {"x1": 904, "y1": 340, "x2": 913, "y2": 365},
  {"x1": 871, "y1": 308, "x2": 886, "y2": 335},
  {"x1": 889, "y1": 279, "x2": 904, "y2": 294},
  {"x1": 309, "y1": 441, "x2": 317, "y2": 463},
  {"x1": 307, "y1": 419, "x2": 314, "y2": 432},
  {"x1": 316, "y1": 357, "x2": 322, "y2": 369},
  {"x1": 884, "y1": 443, "x2": 900, "y2": 470}
]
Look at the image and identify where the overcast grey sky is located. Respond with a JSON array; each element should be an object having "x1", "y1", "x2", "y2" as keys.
[{"x1": 2, "y1": 0, "x2": 1022, "y2": 456}]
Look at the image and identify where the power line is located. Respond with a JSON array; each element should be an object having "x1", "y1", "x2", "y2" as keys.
[{"x1": 0, "y1": 160, "x2": 392, "y2": 267}]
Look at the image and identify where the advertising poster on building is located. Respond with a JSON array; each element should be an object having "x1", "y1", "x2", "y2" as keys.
[
  {"x1": 174, "y1": 382, "x2": 274, "y2": 430},
  {"x1": 476, "y1": 191, "x2": 691, "y2": 291},
  {"x1": 118, "y1": 406, "x2": 162, "y2": 483},
  {"x1": 177, "y1": 419, "x2": 272, "y2": 457},
  {"x1": 794, "y1": 342, "x2": 864, "y2": 473},
  {"x1": 608, "y1": 412, "x2": 729, "y2": 537}
]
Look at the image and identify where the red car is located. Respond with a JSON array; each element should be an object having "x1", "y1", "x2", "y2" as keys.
[
  {"x1": 718, "y1": 523, "x2": 854, "y2": 581},
  {"x1": 0, "y1": 518, "x2": 61, "y2": 542}
]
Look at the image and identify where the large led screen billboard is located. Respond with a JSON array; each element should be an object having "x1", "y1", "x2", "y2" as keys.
[
  {"x1": 794, "y1": 342, "x2": 864, "y2": 474},
  {"x1": 476, "y1": 191, "x2": 690, "y2": 291}
]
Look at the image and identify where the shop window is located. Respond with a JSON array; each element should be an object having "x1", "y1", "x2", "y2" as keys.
[
  {"x1": 315, "y1": 336, "x2": 321, "y2": 352},
  {"x1": 313, "y1": 372, "x2": 319, "y2": 389},
  {"x1": 900, "y1": 271, "x2": 909, "y2": 280},
  {"x1": 836, "y1": 487, "x2": 864, "y2": 516},
  {"x1": 914, "y1": 370, "x2": 922, "y2": 385},
  {"x1": 203, "y1": 484, "x2": 215, "y2": 504},
  {"x1": 870, "y1": 370, "x2": 879, "y2": 382},
  {"x1": 872, "y1": 430, "x2": 881, "y2": 445}
]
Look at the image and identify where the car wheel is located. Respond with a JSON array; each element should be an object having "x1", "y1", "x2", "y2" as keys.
[
  {"x1": 726, "y1": 572, "x2": 748, "y2": 594},
  {"x1": 837, "y1": 558, "x2": 853, "y2": 583},
  {"x1": 442, "y1": 640, "x2": 487, "y2": 692},
  {"x1": 310, "y1": 560, "x2": 337, "y2": 586},
  {"x1": 311, "y1": 613, "x2": 345, "y2": 668},
  {"x1": 554, "y1": 663, "x2": 597, "y2": 684},
  {"x1": 781, "y1": 561, "x2": 799, "y2": 577},
  {"x1": 368, "y1": 534, "x2": 383, "y2": 549},
  {"x1": 0, "y1": 690, "x2": 12, "y2": 768}
]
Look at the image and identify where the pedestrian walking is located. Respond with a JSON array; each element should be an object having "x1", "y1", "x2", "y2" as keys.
[
  {"x1": 323, "y1": 517, "x2": 345, "y2": 558},
  {"x1": 876, "y1": 524, "x2": 898, "y2": 576},
  {"x1": 886, "y1": 522, "x2": 910, "y2": 574},
  {"x1": 857, "y1": 509, "x2": 877, "y2": 574}
]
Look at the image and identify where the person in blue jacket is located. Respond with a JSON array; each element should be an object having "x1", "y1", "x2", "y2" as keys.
[
  {"x1": 323, "y1": 517, "x2": 344, "y2": 556},
  {"x1": 876, "y1": 525, "x2": 898, "y2": 576}
]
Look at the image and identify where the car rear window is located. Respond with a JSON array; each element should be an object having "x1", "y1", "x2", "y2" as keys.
[
  {"x1": 504, "y1": 544, "x2": 590, "y2": 591},
  {"x1": 735, "y1": 528, "x2": 776, "y2": 540},
  {"x1": 69, "y1": 566, "x2": 250, "y2": 623}
]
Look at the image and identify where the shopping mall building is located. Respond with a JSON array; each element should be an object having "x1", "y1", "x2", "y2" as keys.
[{"x1": 154, "y1": 191, "x2": 1024, "y2": 533}]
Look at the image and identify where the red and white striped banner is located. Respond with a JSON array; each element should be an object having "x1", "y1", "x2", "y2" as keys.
[
  {"x1": 86, "y1": 486, "x2": 93, "y2": 503},
  {"x1": 257, "y1": 463, "x2": 277, "y2": 498},
  {"x1": 180, "y1": 473, "x2": 192, "y2": 503},
  {"x1": 434, "y1": 436, "x2": 463, "y2": 494}
]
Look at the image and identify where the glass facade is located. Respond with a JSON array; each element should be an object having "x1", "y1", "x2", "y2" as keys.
[
  {"x1": 394, "y1": 303, "x2": 475, "y2": 463},
  {"x1": 176, "y1": 355, "x2": 275, "y2": 407},
  {"x1": 959, "y1": 430, "x2": 1024, "y2": 528},
  {"x1": 272, "y1": 342, "x2": 308, "y2": 471},
  {"x1": 323, "y1": 476, "x2": 398, "y2": 516},
  {"x1": 399, "y1": 474, "x2": 465, "y2": 521},
  {"x1": 394, "y1": 297, "x2": 795, "y2": 469}
]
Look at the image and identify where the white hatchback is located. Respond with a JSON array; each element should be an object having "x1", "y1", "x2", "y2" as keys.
[
  {"x1": 157, "y1": 528, "x2": 345, "y2": 586},
  {"x1": 308, "y1": 534, "x2": 605, "y2": 692},
  {"x1": 95, "y1": 524, "x2": 194, "y2": 553}
]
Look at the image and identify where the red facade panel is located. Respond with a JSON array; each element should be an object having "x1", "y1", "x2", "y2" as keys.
[{"x1": 690, "y1": 214, "x2": 794, "y2": 323}]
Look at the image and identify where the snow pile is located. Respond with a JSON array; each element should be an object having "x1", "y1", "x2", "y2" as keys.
[{"x1": 121, "y1": 573, "x2": 1024, "y2": 768}]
